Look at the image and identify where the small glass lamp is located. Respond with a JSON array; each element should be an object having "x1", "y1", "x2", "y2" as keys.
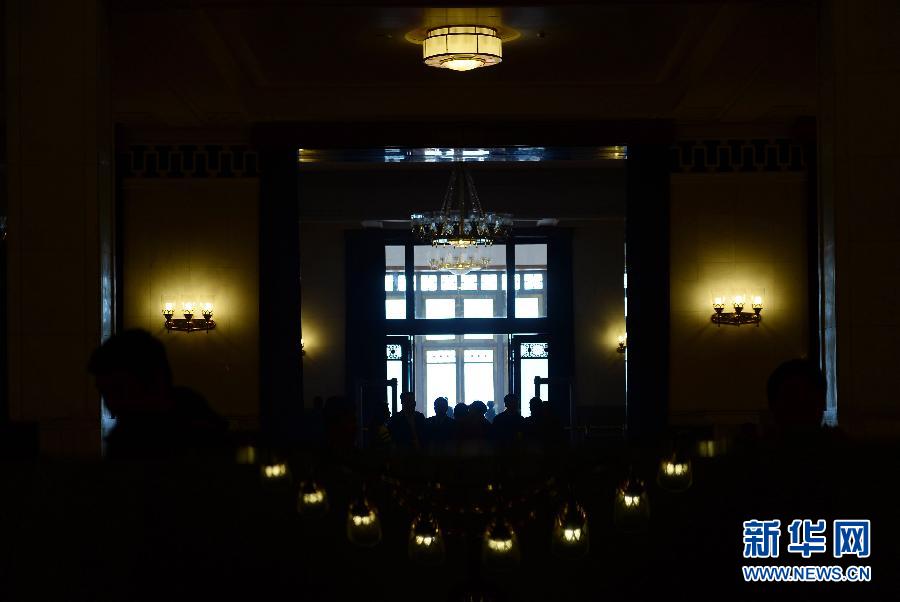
[
  {"x1": 408, "y1": 513, "x2": 446, "y2": 565},
  {"x1": 347, "y1": 497, "x2": 382, "y2": 547},
  {"x1": 297, "y1": 481, "x2": 329, "y2": 517},
  {"x1": 551, "y1": 498, "x2": 589, "y2": 559},
  {"x1": 182, "y1": 301, "x2": 195, "y2": 321},
  {"x1": 657, "y1": 452, "x2": 693, "y2": 493},
  {"x1": 161, "y1": 295, "x2": 176, "y2": 325},
  {"x1": 260, "y1": 457, "x2": 290, "y2": 484},
  {"x1": 751, "y1": 288, "x2": 765, "y2": 316},
  {"x1": 711, "y1": 289, "x2": 727, "y2": 315},
  {"x1": 201, "y1": 301, "x2": 214, "y2": 322},
  {"x1": 482, "y1": 517, "x2": 520, "y2": 570},
  {"x1": 613, "y1": 476, "x2": 650, "y2": 533},
  {"x1": 616, "y1": 335, "x2": 627, "y2": 354},
  {"x1": 732, "y1": 290, "x2": 747, "y2": 315}
]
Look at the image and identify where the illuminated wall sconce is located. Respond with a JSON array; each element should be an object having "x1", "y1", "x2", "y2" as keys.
[
  {"x1": 711, "y1": 288, "x2": 764, "y2": 327},
  {"x1": 301, "y1": 338, "x2": 306, "y2": 356},
  {"x1": 162, "y1": 295, "x2": 216, "y2": 333},
  {"x1": 616, "y1": 334, "x2": 627, "y2": 354}
]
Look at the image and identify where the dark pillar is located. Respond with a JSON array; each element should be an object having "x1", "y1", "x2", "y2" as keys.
[{"x1": 625, "y1": 144, "x2": 671, "y2": 441}]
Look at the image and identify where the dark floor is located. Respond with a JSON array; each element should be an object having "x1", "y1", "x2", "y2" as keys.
[{"x1": 1, "y1": 438, "x2": 896, "y2": 601}]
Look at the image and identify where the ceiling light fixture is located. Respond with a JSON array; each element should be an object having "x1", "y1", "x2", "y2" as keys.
[{"x1": 423, "y1": 25, "x2": 502, "y2": 71}]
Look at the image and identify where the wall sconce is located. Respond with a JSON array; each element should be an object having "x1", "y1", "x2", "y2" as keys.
[
  {"x1": 301, "y1": 338, "x2": 306, "y2": 356},
  {"x1": 711, "y1": 289, "x2": 764, "y2": 327},
  {"x1": 162, "y1": 296, "x2": 216, "y2": 333},
  {"x1": 616, "y1": 335, "x2": 627, "y2": 354}
]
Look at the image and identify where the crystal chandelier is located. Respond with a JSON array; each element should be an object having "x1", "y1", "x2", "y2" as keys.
[{"x1": 411, "y1": 167, "x2": 512, "y2": 275}]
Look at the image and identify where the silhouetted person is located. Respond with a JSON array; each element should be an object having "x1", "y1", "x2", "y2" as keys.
[
  {"x1": 453, "y1": 402, "x2": 469, "y2": 421},
  {"x1": 367, "y1": 400, "x2": 393, "y2": 450},
  {"x1": 523, "y1": 396, "x2": 543, "y2": 439},
  {"x1": 425, "y1": 397, "x2": 454, "y2": 446},
  {"x1": 492, "y1": 393, "x2": 524, "y2": 446},
  {"x1": 485, "y1": 400, "x2": 497, "y2": 423},
  {"x1": 458, "y1": 400, "x2": 491, "y2": 440},
  {"x1": 88, "y1": 329, "x2": 227, "y2": 460},
  {"x1": 387, "y1": 392, "x2": 426, "y2": 450}
]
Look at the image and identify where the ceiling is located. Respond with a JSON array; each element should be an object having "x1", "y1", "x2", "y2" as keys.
[{"x1": 110, "y1": 1, "x2": 818, "y2": 132}]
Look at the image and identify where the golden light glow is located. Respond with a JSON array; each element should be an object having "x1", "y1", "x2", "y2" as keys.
[
  {"x1": 415, "y1": 535, "x2": 435, "y2": 547},
  {"x1": 733, "y1": 295, "x2": 745, "y2": 306},
  {"x1": 202, "y1": 302, "x2": 214, "y2": 313},
  {"x1": 262, "y1": 463, "x2": 287, "y2": 479},
  {"x1": 664, "y1": 462, "x2": 689, "y2": 477},
  {"x1": 423, "y1": 26, "x2": 502, "y2": 71},
  {"x1": 487, "y1": 538, "x2": 514, "y2": 552},
  {"x1": 697, "y1": 439, "x2": 716, "y2": 457},
  {"x1": 622, "y1": 493, "x2": 641, "y2": 508},
  {"x1": 352, "y1": 511, "x2": 377, "y2": 527},
  {"x1": 302, "y1": 490, "x2": 325, "y2": 505},
  {"x1": 563, "y1": 528, "x2": 582, "y2": 542},
  {"x1": 163, "y1": 302, "x2": 175, "y2": 313}
]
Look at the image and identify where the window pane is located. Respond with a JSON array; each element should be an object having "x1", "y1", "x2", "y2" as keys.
[
  {"x1": 463, "y1": 333, "x2": 493, "y2": 340},
  {"x1": 398, "y1": 275, "x2": 407, "y2": 292},
  {"x1": 420, "y1": 274, "x2": 438, "y2": 291},
  {"x1": 515, "y1": 244, "x2": 547, "y2": 317},
  {"x1": 463, "y1": 298, "x2": 493, "y2": 318},
  {"x1": 464, "y1": 352, "x2": 494, "y2": 405},
  {"x1": 426, "y1": 349, "x2": 457, "y2": 414},
  {"x1": 519, "y1": 342, "x2": 548, "y2": 417},
  {"x1": 414, "y1": 245, "x2": 506, "y2": 319},
  {"x1": 386, "y1": 299, "x2": 406, "y2": 320},
  {"x1": 515, "y1": 297, "x2": 540, "y2": 318},
  {"x1": 426, "y1": 298, "x2": 455, "y2": 319},
  {"x1": 385, "y1": 245, "x2": 406, "y2": 319},
  {"x1": 425, "y1": 298, "x2": 456, "y2": 339}
]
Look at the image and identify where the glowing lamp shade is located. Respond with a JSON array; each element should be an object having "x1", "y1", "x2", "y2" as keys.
[
  {"x1": 551, "y1": 500, "x2": 590, "y2": 559},
  {"x1": 423, "y1": 26, "x2": 502, "y2": 71},
  {"x1": 296, "y1": 481, "x2": 329, "y2": 517},
  {"x1": 260, "y1": 461, "x2": 290, "y2": 483},
  {"x1": 408, "y1": 514, "x2": 446, "y2": 565},
  {"x1": 613, "y1": 478, "x2": 650, "y2": 533},
  {"x1": 656, "y1": 454, "x2": 693, "y2": 493},
  {"x1": 347, "y1": 498, "x2": 382, "y2": 547},
  {"x1": 482, "y1": 519, "x2": 520, "y2": 570}
]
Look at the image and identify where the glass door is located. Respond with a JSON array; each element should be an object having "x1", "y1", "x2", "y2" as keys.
[{"x1": 511, "y1": 335, "x2": 550, "y2": 418}]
